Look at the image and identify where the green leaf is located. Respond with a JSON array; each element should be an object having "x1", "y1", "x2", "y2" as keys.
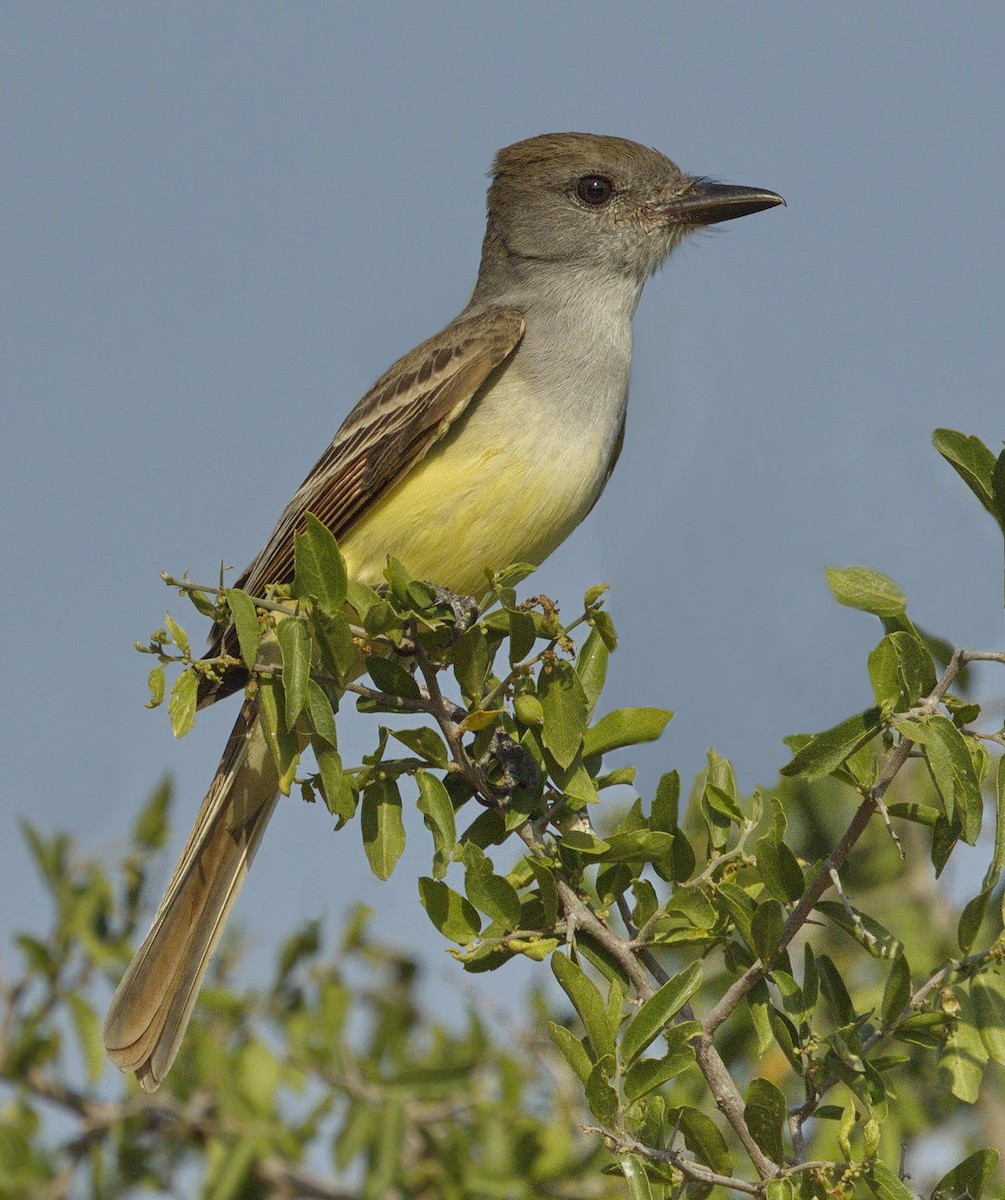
[
  {"x1": 584, "y1": 1058, "x2": 619, "y2": 1125},
  {"x1": 764, "y1": 1012, "x2": 798, "y2": 1075},
  {"x1": 781, "y1": 708, "x2": 884, "y2": 779},
  {"x1": 382, "y1": 555, "x2": 413, "y2": 603},
  {"x1": 618, "y1": 1155, "x2": 655, "y2": 1200},
  {"x1": 305, "y1": 679, "x2": 338, "y2": 746},
  {"x1": 986, "y1": 753, "x2": 1005, "y2": 889},
  {"x1": 168, "y1": 668, "x2": 199, "y2": 738},
  {"x1": 971, "y1": 973, "x2": 1005, "y2": 1065},
  {"x1": 712, "y1": 882, "x2": 753, "y2": 948},
  {"x1": 668, "y1": 1105, "x2": 732, "y2": 1174},
  {"x1": 881, "y1": 952, "x2": 912, "y2": 1028},
  {"x1": 591, "y1": 608, "x2": 618, "y2": 650},
  {"x1": 931, "y1": 1149, "x2": 1001, "y2": 1200},
  {"x1": 415, "y1": 770, "x2": 456, "y2": 880},
  {"x1": 755, "y1": 833, "x2": 804, "y2": 903},
  {"x1": 623, "y1": 1049, "x2": 694, "y2": 1101},
  {"x1": 939, "y1": 988, "x2": 988, "y2": 1102},
  {"x1": 590, "y1": 831, "x2": 674, "y2": 864},
  {"x1": 608, "y1": 980, "x2": 626, "y2": 1039},
  {"x1": 368, "y1": 1099, "x2": 404, "y2": 1199},
  {"x1": 538, "y1": 661, "x2": 588, "y2": 769},
  {"x1": 891, "y1": 1010, "x2": 950, "y2": 1049},
  {"x1": 743, "y1": 1077, "x2": 785, "y2": 1164},
  {"x1": 313, "y1": 740, "x2": 352, "y2": 823},
  {"x1": 551, "y1": 951, "x2": 616, "y2": 1066},
  {"x1": 313, "y1": 608, "x2": 356, "y2": 683},
  {"x1": 292, "y1": 512, "x2": 347, "y2": 612},
  {"x1": 890, "y1": 630, "x2": 936, "y2": 700},
  {"x1": 237, "y1": 1039, "x2": 279, "y2": 1112},
  {"x1": 559, "y1": 830, "x2": 609, "y2": 857},
  {"x1": 993, "y1": 447, "x2": 1005, "y2": 533},
  {"x1": 803, "y1": 943, "x2": 818, "y2": 1012},
  {"x1": 205, "y1": 1137, "x2": 255, "y2": 1200},
  {"x1": 631, "y1": 879, "x2": 658, "y2": 929},
  {"x1": 574, "y1": 931, "x2": 633, "y2": 994},
  {"x1": 345, "y1": 578, "x2": 379, "y2": 621},
  {"x1": 225, "y1": 588, "x2": 261, "y2": 672},
  {"x1": 662, "y1": 886, "x2": 717, "y2": 930},
  {"x1": 463, "y1": 845, "x2": 522, "y2": 928},
  {"x1": 895, "y1": 714, "x2": 982, "y2": 843},
  {"x1": 276, "y1": 616, "x2": 310, "y2": 730},
  {"x1": 958, "y1": 886, "x2": 993, "y2": 955},
  {"x1": 865, "y1": 1161, "x2": 916, "y2": 1200},
  {"x1": 145, "y1": 664, "x2": 165, "y2": 709},
  {"x1": 547, "y1": 1022, "x2": 593, "y2": 1084},
  {"x1": 581, "y1": 707, "x2": 673, "y2": 759},
  {"x1": 825, "y1": 565, "x2": 906, "y2": 618},
  {"x1": 164, "y1": 611, "x2": 190, "y2": 655},
  {"x1": 931, "y1": 814, "x2": 959, "y2": 876},
  {"x1": 816, "y1": 900, "x2": 902, "y2": 959},
  {"x1": 666, "y1": 834, "x2": 696, "y2": 884},
  {"x1": 550, "y1": 754, "x2": 599, "y2": 810},
  {"x1": 527, "y1": 859, "x2": 559, "y2": 927},
  {"x1": 651, "y1": 770, "x2": 680, "y2": 832},
  {"x1": 333, "y1": 1099, "x2": 374, "y2": 1170},
  {"x1": 886, "y1": 801, "x2": 941, "y2": 827},
  {"x1": 597, "y1": 765, "x2": 637, "y2": 790},
  {"x1": 451, "y1": 625, "x2": 489, "y2": 707},
  {"x1": 508, "y1": 609, "x2": 537, "y2": 666},
  {"x1": 389, "y1": 726, "x2": 447, "y2": 767},
  {"x1": 867, "y1": 635, "x2": 902, "y2": 711},
  {"x1": 360, "y1": 778, "x2": 405, "y2": 880},
  {"x1": 817, "y1": 953, "x2": 855, "y2": 1024},
  {"x1": 705, "y1": 747, "x2": 739, "y2": 805},
  {"x1": 417, "y1": 877, "x2": 481, "y2": 944},
  {"x1": 132, "y1": 777, "x2": 171, "y2": 850},
  {"x1": 65, "y1": 992, "x2": 104, "y2": 1083},
  {"x1": 576, "y1": 625, "x2": 609, "y2": 719},
  {"x1": 257, "y1": 676, "x2": 299, "y2": 793},
  {"x1": 771, "y1": 967, "x2": 807, "y2": 1024},
  {"x1": 932, "y1": 428, "x2": 999, "y2": 521},
  {"x1": 751, "y1": 899, "x2": 785, "y2": 965},
  {"x1": 747, "y1": 981, "x2": 773, "y2": 1058},
  {"x1": 366, "y1": 654, "x2": 421, "y2": 702},
  {"x1": 765, "y1": 1182, "x2": 794, "y2": 1200},
  {"x1": 620, "y1": 962, "x2": 702, "y2": 1065}
]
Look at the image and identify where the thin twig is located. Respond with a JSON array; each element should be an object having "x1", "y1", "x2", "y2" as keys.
[
  {"x1": 543, "y1": 852, "x2": 775, "y2": 1178},
  {"x1": 828, "y1": 867, "x2": 878, "y2": 950},
  {"x1": 703, "y1": 648, "x2": 968, "y2": 1038},
  {"x1": 601, "y1": 1131, "x2": 761, "y2": 1195}
]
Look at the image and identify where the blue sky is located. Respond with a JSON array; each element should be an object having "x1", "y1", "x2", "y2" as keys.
[{"x1": 2, "y1": 5, "x2": 1003, "y2": 1015}]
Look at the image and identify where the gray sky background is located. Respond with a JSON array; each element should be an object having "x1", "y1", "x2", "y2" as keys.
[{"x1": 3, "y1": 5, "x2": 1004, "y2": 1027}]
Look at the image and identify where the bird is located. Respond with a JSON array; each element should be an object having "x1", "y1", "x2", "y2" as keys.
[{"x1": 103, "y1": 132, "x2": 783, "y2": 1089}]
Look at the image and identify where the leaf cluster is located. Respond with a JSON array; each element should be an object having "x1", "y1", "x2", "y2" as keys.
[{"x1": 6, "y1": 428, "x2": 1005, "y2": 1198}]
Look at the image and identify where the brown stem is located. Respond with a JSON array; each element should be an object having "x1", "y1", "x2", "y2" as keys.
[{"x1": 703, "y1": 649, "x2": 967, "y2": 1038}]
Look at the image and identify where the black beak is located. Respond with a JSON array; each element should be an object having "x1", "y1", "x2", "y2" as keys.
[{"x1": 667, "y1": 179, "x2": 785, "y2": 226}]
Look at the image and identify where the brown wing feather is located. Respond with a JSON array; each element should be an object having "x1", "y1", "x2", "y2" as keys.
[{"x1": 203, "y1": 307, "x2": 524, "y2": 692}]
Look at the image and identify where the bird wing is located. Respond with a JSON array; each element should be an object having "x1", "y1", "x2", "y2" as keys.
[{"x1": 205, "y1": 307, "x2": 525, "y2": 672}]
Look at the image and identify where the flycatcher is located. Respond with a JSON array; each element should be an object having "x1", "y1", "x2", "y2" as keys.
[{"x1": 104, "y1": 133, "x2": 783, "y2": 1089}]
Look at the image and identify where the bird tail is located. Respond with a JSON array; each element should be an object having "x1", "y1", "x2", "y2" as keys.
[{"x1": 103, "y1": 698, "x2": 279, "y2": 1091}]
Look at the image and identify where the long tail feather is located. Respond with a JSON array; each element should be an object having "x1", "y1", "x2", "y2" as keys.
[{"x1": 103, "y1": 699, "x2": 279, "y2": 1090}]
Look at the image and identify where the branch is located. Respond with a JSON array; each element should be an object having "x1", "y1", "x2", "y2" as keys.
[
  {"x1": 703, "y1": 648, "x2": 968, "y2": 1038},
  {"x1": 257, "y1": 1158, "x2": 360, "y2": 1200},
  {"x1": 545, "y1": 853, "x2": 775, "y2": 1179},
  {"x1": 603, "y1": 1131, "x2": 761, "y2": 1196}
]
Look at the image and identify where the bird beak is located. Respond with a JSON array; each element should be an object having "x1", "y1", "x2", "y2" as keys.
[{"x1": 665, "y1": 179, "x2": 785, "y2": 226}]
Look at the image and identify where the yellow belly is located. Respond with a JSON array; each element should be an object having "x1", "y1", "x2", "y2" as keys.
[{"x1": 338, "y1": 376, "x2": 609, "y2": 598}]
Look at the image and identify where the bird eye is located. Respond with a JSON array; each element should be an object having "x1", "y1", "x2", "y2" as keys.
[{"x1": 575, "y1": 175, "x2": 614, "y2": 206}]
